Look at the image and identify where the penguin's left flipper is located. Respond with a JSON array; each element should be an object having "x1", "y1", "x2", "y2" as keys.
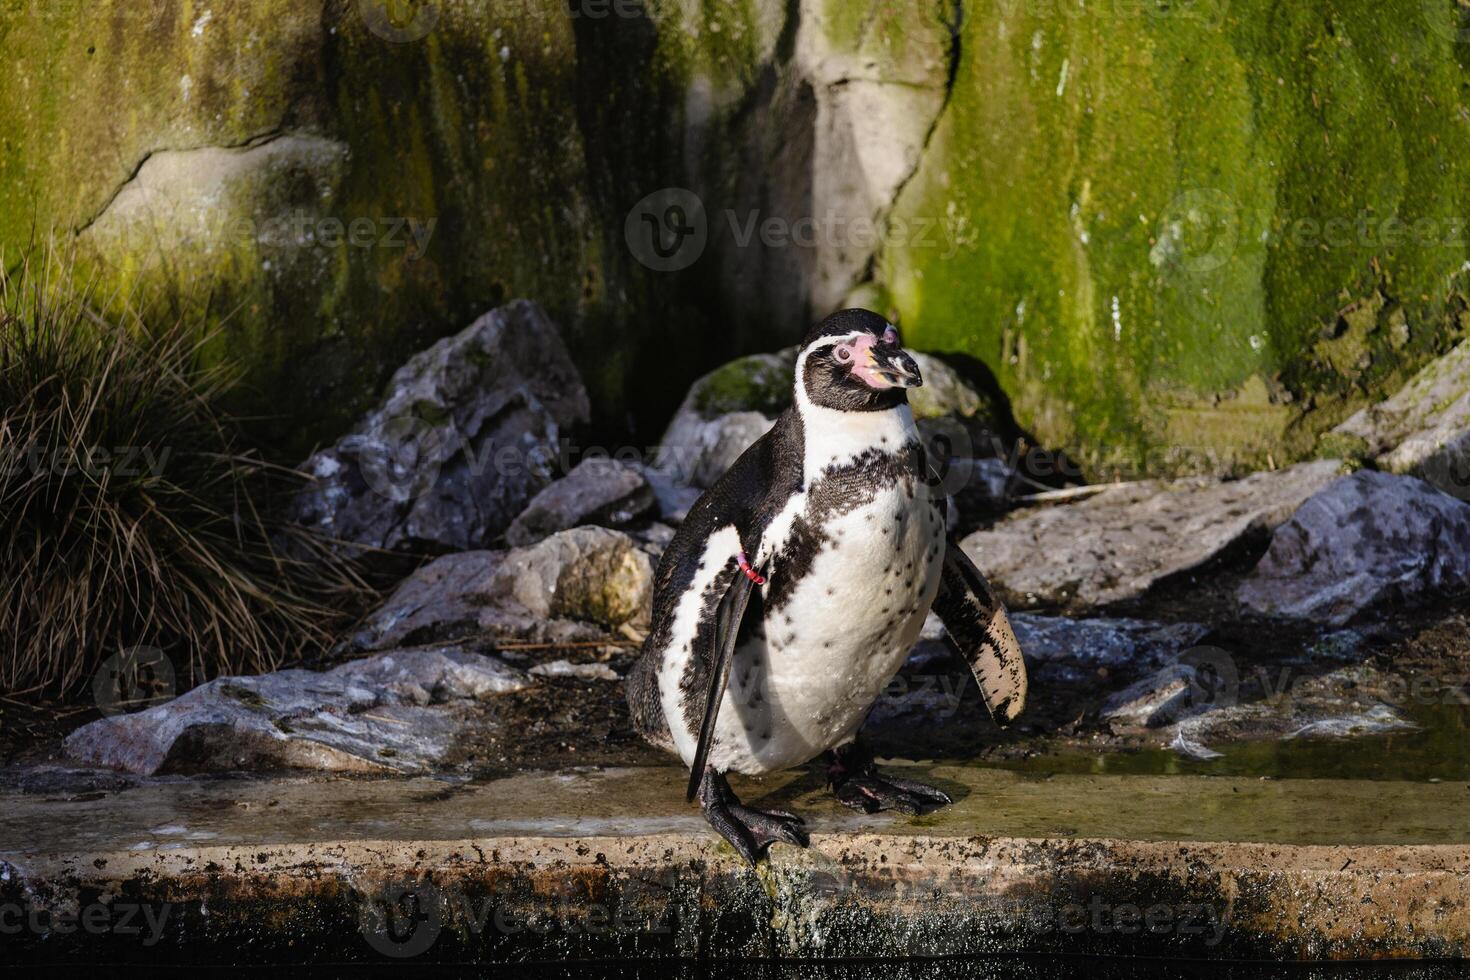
[
  {"x1": 685, "y1": 561, "x2": 756, "y2": 802},
  {"x1": 933, "y1": 542, "x2": 1028, "y2": 726}
]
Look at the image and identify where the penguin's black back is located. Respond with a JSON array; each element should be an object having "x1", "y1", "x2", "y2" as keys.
[{"x1": 626, "y1": 409, "x2": 805, "y2": 743}]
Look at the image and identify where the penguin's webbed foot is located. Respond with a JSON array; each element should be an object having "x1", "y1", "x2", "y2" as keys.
[
  {"x1": 825, "y1": 741, "x2": 952, "y2": 816},
  {"x1": 696, "y1": 767, "x2": 808, "y2": 865}
]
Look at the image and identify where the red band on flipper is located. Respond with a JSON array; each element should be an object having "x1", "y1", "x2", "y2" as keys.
[{"x1": 737, "y1": 551, "x2": 766, "y2": 586}]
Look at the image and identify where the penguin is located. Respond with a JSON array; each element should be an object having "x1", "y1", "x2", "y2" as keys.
[{"x1": 625, "y1": 309, "x2": 1027, "y2": 864}]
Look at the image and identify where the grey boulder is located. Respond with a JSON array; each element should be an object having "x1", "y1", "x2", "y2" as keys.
[
  {"x1": 1012, "y1": 614, "x2": 1210, "y2": 683},
  {"x1": 292, "y1": 300, "x2": 590, "y2": 552},
  {"x1": 961, "y1": 460, "x2": 1346, "y2": 609},
  {"x1": 1329, "y1": 341, "x2": 1470, "y2": 501},
  {"x1": 505, "y1": 458, "x2": 656, "y2": 547},
  {"x1": 345, "y1": 527, "x2": 658, "y2": 653},
  {"x1": 1238, "y1": 471, "x2": 1470, "y2": 625},
  {"x1": 63, "y1": 645, "x2": 530, "y2": 776}
]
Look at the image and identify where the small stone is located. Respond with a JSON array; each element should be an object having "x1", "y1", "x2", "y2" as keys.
[
  {"x1": 291, "y1": 301, "x2": 589, "y2": 553},
  {"x1": 506, "y1": 458, "x2": 656, "y2": 547},
  {"x1": 962, "y1": 460, "x2": 1346, "y2": 609},
  {"x1": 1238, "y1": 471, "x2": 1470, "y2": 626}
]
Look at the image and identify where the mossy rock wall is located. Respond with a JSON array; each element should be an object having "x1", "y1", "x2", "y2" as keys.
[
  {"x1": 0, "y1": 0, "x2": 791, "y2": 452},
  {"x1": 6, "y1": 0, "x2": 1470, "y2": 472},
  {"x1": 882, "y1": 0, "x2": 1470, "y2": 475}
]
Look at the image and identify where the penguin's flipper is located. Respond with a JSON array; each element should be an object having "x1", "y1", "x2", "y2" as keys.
[
  {"x1": 933, "y1": 543, "x2": 1028, "y2": 726},
  {"x1": 685, "y1": 563, "x2": 756, "y2": 801}
]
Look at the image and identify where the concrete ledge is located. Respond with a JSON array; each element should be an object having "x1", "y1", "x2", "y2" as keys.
[{"x1": 2, "y1": 766, "x2": 1468, "y2": 963}]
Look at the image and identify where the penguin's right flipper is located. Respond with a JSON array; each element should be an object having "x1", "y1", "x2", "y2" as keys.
[
  {"x1": 685, "y1": 563, "x2": 755, "y2": 801},
  {"x1": 933, "y1": 543, "x2": 1028, "y2": 727}
]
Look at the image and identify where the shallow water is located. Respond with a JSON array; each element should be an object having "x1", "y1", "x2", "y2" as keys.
[{"x1": 993, "y1": 704, "x2": 1470, "y2": 782}]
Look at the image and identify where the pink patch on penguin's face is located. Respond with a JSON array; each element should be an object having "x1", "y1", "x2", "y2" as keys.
[{"x1": 833, "y1": 333, "x2": 895, "y2": 390}]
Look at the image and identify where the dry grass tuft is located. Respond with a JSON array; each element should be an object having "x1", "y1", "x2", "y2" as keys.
[{"x1": 0, "y1": 252, "x2": 369, "y2": 698}]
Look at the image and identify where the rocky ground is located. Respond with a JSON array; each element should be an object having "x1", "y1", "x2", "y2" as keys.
[{"x1": 9, "y1": 303, "x2": 1470, "y2": 790}]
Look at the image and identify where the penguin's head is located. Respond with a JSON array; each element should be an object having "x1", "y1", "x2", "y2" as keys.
[{"x1": 796, "y1": 309, "x2": 923, "y2": 413}]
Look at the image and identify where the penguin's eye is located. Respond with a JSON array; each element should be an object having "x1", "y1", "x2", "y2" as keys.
[{"x1": 835, "y1": 347, "x2": 852, "y2": 362}]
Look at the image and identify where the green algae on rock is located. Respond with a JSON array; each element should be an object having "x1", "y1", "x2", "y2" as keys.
[
  {"x1": 8, "y1": 0, "x2": 1470, "y2": 472},
  {"x1": 881, "y1": 0, "x2": 1470, "y2": 476}
]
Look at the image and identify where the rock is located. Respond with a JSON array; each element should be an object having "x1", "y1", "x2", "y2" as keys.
[
  {"x1": 1329, "y1": 341, "x2": 1470, "y2": 501},
  {"x1": 505, "y1": 458, "x2": 656, "y2": 547},
  {"x1": 17, "y1": 0, "x2": 1470, "y2": 476},
  {"x1": 529, "y1": 660, "x2": 620, "y2": 682},
  {"x1": 1012, "y1": 614, "x2": 1210, "y2": 683},
  {"x1": 291, "y1": 301, "x2": 590, "y2": 553},
  {"x1": 655, "y1": 347, "x2": 1007, "y2": 488},
  {"x1": 949, "y1": 457, "x2": 1019, "y2": 523},
  {"x1": 1150, "y1": 662, "x2": 1417, "y2": 751},
  {"x1": 654, "y1": 351, "x2": 792, "y2": 489},
  {"x1": 794, "y1": 2, "x2": 953, "y2": 313},
  {"x1": 961, "y1": 460, "x2": 1346, "y2": 609},
  {"x1": 879, "y1": 2, "x2": 1470, "y2": 477},
  {"x1": 63, "y1": 645, "x2": 530, "y2": 776},
  {"x1": 1100, "y1": 664, "x2": 1198, "y2": 728},
  {"x1": 346, "y1": 528, "x2": 657, "y2": 653},
  {"x1": 904, "y1": 612, "x2": 1208, "y2": 684},
  {"x1": 1285, "y1": 705, "x2": 1417, "y2": 740},
  {"x1": 1238, "y1": 471, "x2": 1470, "y2": 626},
  {"x1": 629, "y1": 522, "x2": 678, "y2": 555},
  {"x1": 641, "y1": 466, "x2": 704, "y2": 524},
  {"x1": 500, "y1": 527, "x2": 656, "y2": 628}
]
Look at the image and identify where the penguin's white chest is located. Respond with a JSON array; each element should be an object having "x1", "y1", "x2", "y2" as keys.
[{"x1": 712, "y1": 473, "x2": 946, "y2": 774}]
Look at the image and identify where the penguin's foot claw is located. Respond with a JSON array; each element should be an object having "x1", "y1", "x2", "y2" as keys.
[
  {"x1": 833, "y1": 773, "x2": 951, "y2": 815},
  {"x1": 826, "y1": 742, "x2": 953, "y2": 816},
  {"x1": 697, "y1": 768, "x2": 809, "y2": 865}
]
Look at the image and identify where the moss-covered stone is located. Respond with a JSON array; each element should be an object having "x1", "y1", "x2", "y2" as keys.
[
  {"x1": 10, "y1": 0, "x2": 1470, "y2": 474},
  {"x1": 0, "y1": 0, "x2": 791, "y2": 453},
  {"x1": 881, "y1": 0, "x2": 1470, "y2": 476},
  {"x1": 691, "y1": 351, "x2": 797, "y2": 419}
]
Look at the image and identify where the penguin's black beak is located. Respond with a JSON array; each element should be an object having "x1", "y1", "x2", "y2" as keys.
[{"x1": 865, "y1": 340, "x2": 923, "y2": 390}]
